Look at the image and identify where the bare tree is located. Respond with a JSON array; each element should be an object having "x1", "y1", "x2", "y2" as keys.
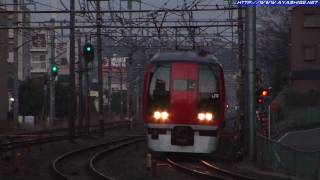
[{"x1": 257, "y1": 7, "x2": 290, "y2": 93}]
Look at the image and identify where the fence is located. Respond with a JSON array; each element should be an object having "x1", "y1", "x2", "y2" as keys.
[
  {"x1": 256, "y1": 134, "x2": 320, "y2": 180},
  {"x1": 271, "y1": 106, "x2": 320, "y2": 137}
]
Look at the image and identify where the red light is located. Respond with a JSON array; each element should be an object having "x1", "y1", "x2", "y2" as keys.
[
  {"x1": 258, "y1": 98, "x2": 263, "y2": 104},
  {"x1": 262, "y1": 90, "x2": 268, "y2": 97}
]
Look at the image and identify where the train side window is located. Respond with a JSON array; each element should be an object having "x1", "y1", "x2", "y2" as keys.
[
  {"x1": 148, "y1": 64, "x2": 171, "y2": 112},
  {"x1": 198, "y1": 65, "x2": 220, "y2": 111}
]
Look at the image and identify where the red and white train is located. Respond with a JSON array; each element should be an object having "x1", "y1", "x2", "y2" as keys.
[{"x1": 143, "y1": 51, "x2": 226, "y2": 154}]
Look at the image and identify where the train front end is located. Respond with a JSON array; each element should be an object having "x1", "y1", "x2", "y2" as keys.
[{"x1": 143, "y1": 52, "x2": 225, "y2": 154}]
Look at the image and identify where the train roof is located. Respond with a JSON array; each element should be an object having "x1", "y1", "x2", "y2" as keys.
[{"x1": 150, "y1": 51, "x2": 219, "y2": 64}]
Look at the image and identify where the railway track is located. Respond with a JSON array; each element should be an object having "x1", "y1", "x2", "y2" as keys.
[
  {"x1": 167, "y1": 158, "x2": 255, "y2": 180},
  {"x1": 0, "y1": 121, "x2": 130, "y2": 154},
  {"x1": 16, "y1": 120, "x2": 130, "y2": 136},
  {"x1": 0, "y1": 135, "x2": 71, "y2": 152},
  {"x1": 51, "y1": 135, "x2": 144, "y2": 180}
]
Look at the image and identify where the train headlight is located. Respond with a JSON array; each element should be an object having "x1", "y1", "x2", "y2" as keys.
[
  {"x1": 153, "y1": 111, "x2": 169, "y2": 121},
  {"x1": 205, "y1": 113, "x2": 213, "y2": 121},
  {"x1": 197, "y1": 113, "x2": 205, "y2": 121},
  {"x1": 153, "y1": 111, "x2": 161, "y2": 120},
  {"x1": 161, "y1": 111, "x2": 169, "y2": 120},
  {"x1": 198, "y1": 112, "x2": 214, "y2": 122}
]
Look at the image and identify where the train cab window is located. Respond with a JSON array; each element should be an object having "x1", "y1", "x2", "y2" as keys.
[
  {"x1": 198, "y1": 65, "x2": 220, "y2": 111},
  {"x1": 148, "y1": 64, "x2": 171, "y2": 112},
  {"x1": 173, "y1": 79, "x2": 196, "y2": 91}
]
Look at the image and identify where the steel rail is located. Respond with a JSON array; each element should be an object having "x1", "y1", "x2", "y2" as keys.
[
  {"x1": 89, "y1": 138, "x2": 144, "y2": 180},
  {"x1": 1, "y1": 135, "x2": 77, "y2": 149},
  {"x1": 15, "y1": 120, "x2": 130, "y2": 135},
  {"x1": 0, "y1": 121, "x2": 131, "y2": 153},
  {"x1": 166, "y1": 158, "x2": 230, "y2": 180},
  {"x1": 51, "y1": 136, "x2": 139, "y2": 180},
  {"x1": 200, "y1": 160, "x2": 255, "y2": 180}
]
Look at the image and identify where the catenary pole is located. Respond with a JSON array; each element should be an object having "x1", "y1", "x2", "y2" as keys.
[
  {"x1": 96, "y1": 0, "x2": 105, "y2": 136},
  {"x1": 13, "y1": 0, "x2": 19, "y2": 122},
  {"x1": 69, "y1": 0, "x2": 76, "y2": 142},
  {"x1": 77, "y1": 30, "x2": 84, "y2": 128},
  {"x1": 50, "y1": 19, "x2": 56, "y2": 126},
  {"x1": 85, "y1": 34, "x2": 91, "y2": 135},
  {"x1": 237, "y1": 7, "x2": 246, "y2": 153},
  {"x1": 246, "y1": 6, "x2": 256, "y2": 160}
]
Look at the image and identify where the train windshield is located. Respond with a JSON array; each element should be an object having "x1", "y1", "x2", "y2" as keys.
[
  {"x1": 173, "y1": 79, "x2": 196, "y2": 91},
  {"x1": 148, "y1": 64, "x2": 171, "y2": 112},
  {"x1": 198, "y1": 65, "x2": 220, "y2": 112}
]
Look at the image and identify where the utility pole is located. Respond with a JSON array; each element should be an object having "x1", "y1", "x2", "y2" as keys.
[
  {"x1": 246, "y1": 7, "x2": 256, "y2": 160},
  {"x1": 107, "y1": 56, "x2": 112, "y2": 116},
  {"x1": 175, "y1": 28, "x2": 178, "y2": 50},
  {"x1": 77, "y1": 30, "x2": 84, "y2": 128},
  {"x1": 125, "y1": 0, "x2": 134, "y2": 123},
  {"x1": 126, "y1": 55, "x2": 131, "y2": 123},
  {"x1": 120, "y1": 59, "x2": 123, "y2": 119},
  {"x1": 237, "y1": 7, "x2": 245, "y2": 153},
  {"x1": 69, "y1": 0, "x2": 76, "y2": 142},
  {"x1": 189, "y1": 8, "x2": 195, "y2": 50},
  {"x1": 107, "y1": 2, "x2": 112, "y2": 118},
  {"x1": 96, "y1": 0, "x2": 104, "y2": 136},
  {"x1": 13, "y1": 0, "x2": 19, "y2": 122},
  {"x1": 135, "y1": 73, "x2": 140, "y2": 120},
  {"x1": 84, "y1": 34, "x2": 91, "y2": 135},
  {"x1": 49, "y1": 18, "x2": 56, "y2": 126}
]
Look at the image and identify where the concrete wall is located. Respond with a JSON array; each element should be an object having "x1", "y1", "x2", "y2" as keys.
[{"x1": 0, "y1": 9, "x2": 8, "y2": 121}]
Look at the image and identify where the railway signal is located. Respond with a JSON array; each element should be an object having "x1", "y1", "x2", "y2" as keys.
[
  {"x1": 51, "y1": 64, "x2": 59, "y2": 77},
  {"x1": 83, "y1": 43, "x2": 94, "y2": 63},
  {"x1": 256, "y1": 88, "x2": 268, "y2": 109},
  {"x1": 258, "y1": 111, "x2": 269, "y2": 137},
  {"x1": 256, "y1": 88, "x2": 263, "y2": 104},
  {"x1": 261, "y1": 89, "x2": 269, "y2": 97}
]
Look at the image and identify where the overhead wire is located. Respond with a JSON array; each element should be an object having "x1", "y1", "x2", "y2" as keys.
[{"x1": 21, "y1": 0, "x2": 239, "y2": 50}]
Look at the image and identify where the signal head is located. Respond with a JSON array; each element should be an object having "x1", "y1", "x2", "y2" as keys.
[
  {"x1": 85, "y1": 46, "x2": 92, "y2": 52},
  {"x1": 51, "y1": 64, "x2": 59, "y2": 76},
  {"x1": 83, "y1": 43, "x2": 94, "y2": 63},
  {"x1": 262, "y1": 90, "x2": 268, "y2": 97},
  {"x1": 52, "y1": 66, "x2": 58, "y2": 72}
]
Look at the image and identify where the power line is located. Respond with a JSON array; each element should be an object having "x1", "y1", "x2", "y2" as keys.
[
  {"x1": 0, "y1": 23, "x2": 239, "y2": 29},
  {"x1": 27, "y1": 0, "x2": 66, "y2": 11},
  {"x1": 16, "y1": 19, "x2": 240, "y2": 24},
  {"x1": 1, "y1": 7, "x2": 239, "y2": 14}
]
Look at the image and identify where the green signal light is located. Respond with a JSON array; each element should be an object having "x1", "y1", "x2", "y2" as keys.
[
  {"x1": 51, "y1": 65, "x2": 59, "y2": 75},
  {"x1": 83, "y1": 43, "x2": 94, "y2": 62}
]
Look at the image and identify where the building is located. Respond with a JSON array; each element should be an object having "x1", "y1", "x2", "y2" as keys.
[
  {"x1": 0, "y1": 8, "x2": 8, "y2": 121},
  {"x1": 0, "y1": 2, "x2": 31, "y2": 121},
  {"x1": 30, "y1": 30, "x2": 71, "y2": 78},
  {"x1": 102, "y1": 55, "x2": 128, "y2": 92},
  {"x1": 1, "y1": 2, "x2": 32, "y2": 121},
  {"x1": 30, "y1": 29, "x2": 49, "y2": 77},
  {"x1": 6, "y1": 4, "x2": 31, "y2": 81},
  {"x1": 289, "y1": 7, "x2": 320, "y2": 93},
  {"x1": 55, "y1": 41, "x2": 70, "y2": 76}
]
